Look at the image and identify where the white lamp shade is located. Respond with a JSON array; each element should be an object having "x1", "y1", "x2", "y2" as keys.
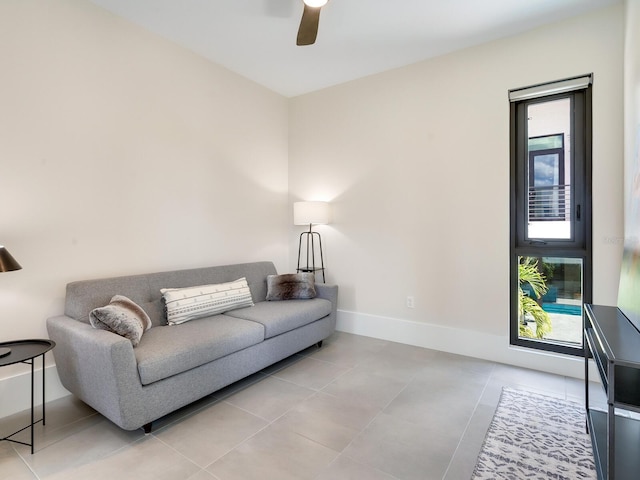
[
  {"x1": 303, "y1": 0, "x2": 328, "y2": 7},
  {"x1": 294, "y1": 201, "x2": 330, "y2": 225}
]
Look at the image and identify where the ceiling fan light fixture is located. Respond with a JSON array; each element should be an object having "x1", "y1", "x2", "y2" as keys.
[
  {"x1": 297, "y1": 0, "x2": 327, "y2": 46},
  {"x1": 303, "y1": 0, "x2": 327, "y2": 7}
]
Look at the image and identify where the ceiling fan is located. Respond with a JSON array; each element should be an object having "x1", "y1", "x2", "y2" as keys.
[{"x1": 297, "y1": 0, "x2": 328, "y2": 46}]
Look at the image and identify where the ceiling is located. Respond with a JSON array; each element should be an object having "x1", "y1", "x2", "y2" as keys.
[{"x1": 89, "y1": 0, "x2": 619, "y2": 97}]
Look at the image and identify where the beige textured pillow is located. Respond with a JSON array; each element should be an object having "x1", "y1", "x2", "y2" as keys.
[{"x1": 89, "y1": 295, "x2": 152, "y2": 347}]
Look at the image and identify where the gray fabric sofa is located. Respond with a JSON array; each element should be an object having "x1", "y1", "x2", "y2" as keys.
[{"x1": 46, "y1": 261, "x2": 338, "y2": 432}]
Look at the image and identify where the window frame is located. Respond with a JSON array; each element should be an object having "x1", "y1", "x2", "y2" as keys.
[
  {"x1": 528, "y1": 139, "x2": 566, "y2": 222},
  {"x1": 509, "y1": 79, "x2": 593, "y2": 356}
]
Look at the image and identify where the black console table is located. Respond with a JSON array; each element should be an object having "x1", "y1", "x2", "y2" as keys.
[
  {"x1": 584, "y1": 304, "x2": 640, "y2": 479},
  {"x1": 0, "y1": 339, "x2": 55, "y2": 454}
]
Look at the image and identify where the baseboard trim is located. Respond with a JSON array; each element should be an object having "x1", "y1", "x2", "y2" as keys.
[
  {"x1": 0, "y1": 310, "x2": 595, "y2": 419},
  {"x1": 336, "y1": 309, "x2": 597, "y2": 380},
  {"x1": 0, "y1": 366, "x2": 69, "y2": 419}
]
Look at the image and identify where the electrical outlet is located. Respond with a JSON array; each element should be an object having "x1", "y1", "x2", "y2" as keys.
[{"x1": 406, "y1": 296, "x2": 415, "y2": 308}]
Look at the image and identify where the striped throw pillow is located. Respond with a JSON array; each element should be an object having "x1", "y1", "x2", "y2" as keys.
[{"x1": 161, "y1": 278, "x2": 254, "y2": 325}]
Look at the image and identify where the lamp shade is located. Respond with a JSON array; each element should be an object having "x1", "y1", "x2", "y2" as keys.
[
  {"x1": 294, "y1": 201, "x2": 330, "y2": 226},
  {"x1": 0, "y1": 246, "x2": 22, "y2": 272},
  {"x1": 303, "y1": 0, "x2": 328, "y2": 6}
]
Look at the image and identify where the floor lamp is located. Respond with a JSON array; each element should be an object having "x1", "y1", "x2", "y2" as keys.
[
  {"x1": 0, "y1": 246, "x2": 22, "y2": 358},
  {"x1": 294, "y1": 201, "x2": 330, "y2": 282}
]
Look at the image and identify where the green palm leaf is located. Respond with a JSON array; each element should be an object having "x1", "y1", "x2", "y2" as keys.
[{"x1": 518, "y1": 257, "x2": 552, "y2": 339}]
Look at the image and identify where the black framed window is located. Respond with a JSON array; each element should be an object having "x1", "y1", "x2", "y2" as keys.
[
  {"x1": 528, "y1": 134, "x2": 565, "y2": 221},
  {"x1": 509, "y1": 75, "x2": 592, "y2": 356}
]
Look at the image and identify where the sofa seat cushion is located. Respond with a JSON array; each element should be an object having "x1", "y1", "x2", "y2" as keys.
[
  {"x1": 134, "y1": 315, "x2": 264, "y2": 385},
  {"x1": 225, "y1": 299, "x2": 332, "y2": 339}
]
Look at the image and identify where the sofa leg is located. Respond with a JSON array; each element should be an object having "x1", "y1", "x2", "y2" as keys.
[
  {"x1": 143, "y1": 422, "x2": 152, "y2": 434},
  {"x1": 316, "y1": 340, "x2": 323, "y2": 348}
]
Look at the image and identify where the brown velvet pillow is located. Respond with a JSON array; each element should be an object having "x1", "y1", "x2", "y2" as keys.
[
  {"x1": 89, "y1": 295, "x2": 152, "y2": 347},
  {"x1": 266, "y1": 273, "x2": 316, "y2": 301}
]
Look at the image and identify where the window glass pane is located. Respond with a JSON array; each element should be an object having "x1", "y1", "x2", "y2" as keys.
[
  {"x1": 526, "y1": 98, "x2": 571, "y2": 240},
  {"x1": 529, "y1": 134, "x2": 563, "y2": 151},
  {"x1": 518, "y1": 256, "x2": 583, "y2": 346},
  {"x1": 529, "y1": 152, "x2": 567, "y2": 228},
  {"x1": 533, "y1": 154, "x2": 561, "y2": 187}
]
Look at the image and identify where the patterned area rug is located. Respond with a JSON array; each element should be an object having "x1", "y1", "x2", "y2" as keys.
[{"x1": 471, "y1": 387, "x2": 596, "y2": 480}]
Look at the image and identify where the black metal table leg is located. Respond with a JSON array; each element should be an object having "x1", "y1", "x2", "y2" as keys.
[
  {"x1": 42, "y1": 353, "x2": 46, "y2": 426},
  {"x1": 0, "y1": 339, "x2": 55, "y2": 454},
  {"x1": 30, "y1": 357, "x2": 34, "y2": 454}
]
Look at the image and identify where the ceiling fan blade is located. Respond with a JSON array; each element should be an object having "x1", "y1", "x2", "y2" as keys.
[{"x1": 296, "y1": 4, "x2": 321, "y2": 46}]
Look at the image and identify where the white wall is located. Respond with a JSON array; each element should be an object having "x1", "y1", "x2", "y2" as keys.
[
  {"x1": 289, "y1": 4, "x2": 625, "y2": 377},
  {"x1": 0, "y1": 1, "x2": 628, "y2": 419},
  {"x1": 0, "y1": 0, "x2": 289, "y2": 414}
]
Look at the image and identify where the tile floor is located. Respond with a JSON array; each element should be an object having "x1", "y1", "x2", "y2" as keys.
[{"x1": 0, "y1": 332, "x2": 605, "y2": 480}]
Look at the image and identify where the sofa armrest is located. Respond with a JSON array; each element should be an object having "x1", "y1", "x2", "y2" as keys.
[
  {"x1": 46, "y1": 315, "x2": 145, "y2": 429},
  {"x1": 315, "y1": 283, "x2": 338, "y2": 305},
  {"x1": 314, "y1": 283, "x2": 338, "y2": 331}
]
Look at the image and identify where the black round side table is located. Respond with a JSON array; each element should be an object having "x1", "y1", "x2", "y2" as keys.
[{"x1": 0, "y1": 339, "x2": 55, "y2": 454}]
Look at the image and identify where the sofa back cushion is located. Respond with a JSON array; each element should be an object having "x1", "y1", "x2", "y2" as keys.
[
  {"x1": 64, "y1": 261, "x2": 277, "y2": 325},
  {"x1": 65, "y1": 275, "x2": 155, "y2": 325}
]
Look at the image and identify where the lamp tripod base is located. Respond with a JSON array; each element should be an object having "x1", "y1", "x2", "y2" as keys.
[
  {"x1": 296, "y1": 229, "x2": 326, "y2": 283},
  {"x1": 0, "y1": 347, "x2": 11, "y2": 358}
]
